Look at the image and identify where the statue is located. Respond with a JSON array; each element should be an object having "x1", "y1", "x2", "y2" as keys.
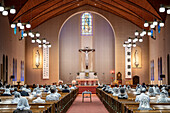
[{"x1": 134, "y1": 50, "x2": 139, "y2": 67}]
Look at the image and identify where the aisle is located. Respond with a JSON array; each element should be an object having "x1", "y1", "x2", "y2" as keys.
[{"x1": 67, "y1": 94, "x2": 109, "y2": 113}]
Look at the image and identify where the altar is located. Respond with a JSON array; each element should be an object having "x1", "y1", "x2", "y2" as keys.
[{"x1": 76, "y1": 72, "x2": 98, "y2": 86}]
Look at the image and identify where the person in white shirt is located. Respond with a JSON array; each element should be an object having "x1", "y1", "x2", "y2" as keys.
[
  {"x1": 17, "y1": 97, "x2": 30, "y2": 110},
  {"x1": 46, "y1": 88, "x2": 60, "y2": 101},
  {"x1": 135, "y1": 88, "x2": 149, "y2": 102},
  {"x1": 148, "y1": 87, "x2": 156, "y2": 97},
  {"x1": 32, "y1": 94, "x2": 45, "y2": 103},
  {"x1": 157, "y1": 90, "x2": 170, "y2": 103},
  {"x1": 11, "y1": 92, "x2": 21, "y2": 104}
]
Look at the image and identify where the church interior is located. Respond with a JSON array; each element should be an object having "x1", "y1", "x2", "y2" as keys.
[{"x1": 0, "y1": 0, "x2": 170, "y2": 113}]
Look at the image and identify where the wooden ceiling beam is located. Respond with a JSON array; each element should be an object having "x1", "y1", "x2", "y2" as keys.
[
  {"x1": 120, "y1": 0, "x2": 162, "y2": 20},
  {"x1": 94, "y1": 0, "x2": 144, "y2": 21},
  {"x1": 12, "y1": 0, "x2": 64, "y2": 22}
]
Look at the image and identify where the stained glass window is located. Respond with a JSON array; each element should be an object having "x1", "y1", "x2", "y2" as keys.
[
  {"x1": 151, "y1": 60, "x2": 154, "y2": 81},
  {"x1": 81, "y1": 12, "x2": 93, "y2": 36}
]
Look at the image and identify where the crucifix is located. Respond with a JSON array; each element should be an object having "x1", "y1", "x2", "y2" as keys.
[{"x1": 79, "y1": 47, "x2": 95, "y2": 70}]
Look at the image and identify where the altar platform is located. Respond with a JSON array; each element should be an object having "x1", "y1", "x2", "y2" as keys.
[{"x1": 77, "y1": 86, "x2": 98, "y2": 94}]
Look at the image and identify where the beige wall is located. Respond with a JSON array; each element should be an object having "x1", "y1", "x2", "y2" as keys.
[
  {"x1": 25, "y1": 5, "x2": 149, "y2": 85},
  {"x1": 0, "y1": 15, "x2": 25, "y2": 85},
  {"x1": 149, "y1": 15, "x2": 170, "y2": 85}
]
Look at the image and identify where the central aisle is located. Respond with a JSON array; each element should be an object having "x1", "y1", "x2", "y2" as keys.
[{"x1": 67, "y1": 94, "x2": 109, "y2": 113}]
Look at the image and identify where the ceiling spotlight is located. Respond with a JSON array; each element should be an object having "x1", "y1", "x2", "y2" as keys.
[
  {"x1": 140, "y1": 33, "x2": 144, "y2": 37},
  {"x1": 28, "y1": 31, "x2": 32, "y2": 36},
  {"x1": 167, "y1": 9, "x2": 170, "y2": 14},
  {"x1": 144, "y1": 21, "x2": 149, "y2": 27},
  {"x1": 133, "y1": 39, "x2": 136, "y2": 43},
  {"x1": 139, "y1": 37, "x2": 143, "y2": 42},
  {"x1": 20, "y1": 25, "x2": 24, "y2": 30},
  {"x1": 42, "y1": 38, "x2": 46, "y2": 43},
  {"x1": 0, "y1": 3, "x2": 4, "y2": 12},
  {"x1": 153, "y1": 19, "x2": 158, "y2": 26},
  {"x1": 128, "y1": 37, "x2": 132, "y2": 42},
  {"x1": 36, "y1": 38, "x2": 40, "y2": 43},
  {"x1": 43, "y1": 44, "x2": 47, "y2": 48},
  {"x1": 23, "y1": 32, "x2": 27, "y2": 37},
  {"x1": 11, "y1": 23, "x2": 16, "y2": 28},
  {"x1": 10, "y1": 6, "x2": 16, "y2": 14},
  {"x1": 135, "y1": 30, "x2": 139, "y2": 36},
  {"x1": 159, "y1": 4, "x2": 165, "y2": 13},
  {"x1": 150, "y1": 24, "x2": 155, "y2": 29},
  {"x1": 17, "y1": 20, "x2": 22, "y2": 27},
  {"x1": 2, "y1": 10, "x2": 8, "y2": 16},
  {"x1": 26, "y1": 22, "x2": 31, "y2": 28},
  {"x1": 148, "y1": 30, "x2": 151, "y2": 36},
  {"x1": 31, "y1": 39, "x2": 36, "y2": 43}
]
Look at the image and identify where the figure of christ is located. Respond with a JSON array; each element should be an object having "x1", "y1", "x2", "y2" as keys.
[
  {"x1": 79, "y1": 47, "x2": 95, "y2": 70},
  {"x1": 134, "y1": 50, "x2": 139, "y2": 67}
]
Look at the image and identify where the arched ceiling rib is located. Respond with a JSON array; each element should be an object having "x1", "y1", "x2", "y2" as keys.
[{"x1": 4, "y1": 0, "x2": 170, "y2": 30}]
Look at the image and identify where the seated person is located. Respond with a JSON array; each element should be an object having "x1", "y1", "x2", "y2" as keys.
[
  {"x1": 161, "y1": 87, "x2": 169, "y2": 97},
  {"x1": 135, "y1": 88, "x2": 148, "y2": 102},
  {"x1": 32, "y1": 93, "x2": 45, "y2": 103},
  {"x1": 32, "y1": 84, "x2": 36, "y2": 89},
  {"x1": 148, "y1": 87, "x2": 156, "y2": 97},
  {"x1": 113, "y1": 84, "x2": 118, "y2": 91},
  {"x1": 102, "y1": 85, "x2": 107, "y2": 91},
  {"x1": 32, "y1": 89, "x2": 37, "y2": 95},
  {"x1": 10, "y1": 85, "x2": 14, "y2": 91},
  {"x1": 20, "y1": 88, "x2": 29, "y2": 96},
  {"x1": 11, "y1": 92, "x2": 21, "y2": 104},
  {"x1": 157, "y1": 90, "x2": 169, "y2": 103},
  {"x1": 46, "y1": 88, "x2": 60, "y2": 101},
  {"x1": 44, "y1": 86, "x2": 49, "y2": 92},
  {"x1": 113, "y1": 87, "x2": 119, "y2": 96},
  {"x1": 12, "y1": 87, "x2": 19, "y2": 95},
  {"x1": 141, "y1": 83, "x2": 147, "y2": 89},
  {"x1": 155, "y1": 85, "x2": 160, "y2": 95},
  {"x1": 40, "y1": 85, "x2": 45, "y2": 91},
  {"x1": 137, "y1": 94, "x2": 152, "y2": 110},
  {"x1": 34, "y1": 90, "x2": 42, "y2": 97},
  {"x1": 13, "y1": 97, "x2": 32, "y2": 113},
  {"x1": 136, "y1": 84, "x2": 140, "y2": 91},
  {"x1": 2, "y1": 86, "x2": 11, "y2": 96},
  {"x1": 134, "y1": 88, "x2": 141, "y2": 95},
  {"x1": 70, "y1": 85, "x2": 76, "y2": 90},
  {"x1": 25, "y1": 85, "x2": 31, "y2": 93},
  {"x1": 126, "y1": 85, "x2": 131, "y2": 91},
  {"x1": 118, "y1": 87, "x2": 128, "y2": 99},
  {"x1": 62, "y1": 86, "x2": 70, "y2": 93}
]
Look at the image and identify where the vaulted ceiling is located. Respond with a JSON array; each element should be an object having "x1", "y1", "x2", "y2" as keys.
[{"x1": 3, "y1": 0, "x2": 170, "y2": 30}]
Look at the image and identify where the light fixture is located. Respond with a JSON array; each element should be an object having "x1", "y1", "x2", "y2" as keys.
[
  {"x1": 159, "y1": 21, "x2": 164, "y2": 27},
  {"x1": 2, "y1": 10, "x2": 8, "y2": 16},
  {"x1": 10, "y1": 6, "x2": 16, "y2": 14},
  {"x1": 133, "y1": 43, "x2": 136, "y2": 47},
  {"x1": 36, "y1": 38, "x2": 40, "y2": 43},
  {"x1": 30, "y1": 34, "x2": 34, "y2": 38},
  {"x1": 23, "y1": 32, "x2": 27, "y2": 37},
  {"x1": 35, "y1": 32, "x2": 40, "y2": 37},
  {"x1": 38, "y1": 44, "x2": 42, "y2": 48},
  {"x1": 42, "y1": 38, "x2": 46, "y2": 43},
  {"x1": 153, "y1": 19, "x2": 158, "y2": 26},
  {"x1": 31, "y1": 38, "x2": 36, "y2": 43},
  {"x1": 43, "y1": 44, "x2": 47, "y2": 48},
  {"x1": 150, "y1": 24, "x2": 155, "y2": 29},
  {"x1": 140, "y1": 33, "x2": 144, "y2": 37},
  {"x1": 123, "y1": 43, "x2": 126, "y2": 47},
  {"x1": 128, "y1": 37, "x2": 131, "y2": 42},
  {"x1": 11, "y1": 23, "x2": 16, "y2": 28},
  {"x1": 147, "y1": 30, "x2": 151, "y2": 36},
  {"x1": 20, "y1": 25, "x2": 24, "y2": 30},
  {"x1": 0, "y1": 3, "x2": 4, "y2": 12},
  {"x1": 143, "y1": 29, "x2": 146, "y2": 35},
  {"x1": 144, "y1": 21, "x2": 149, "y2": 27},
  {"x1": 26, "y1": 22, "x2": 31, "y2": 28},
  {"x1": 17, "y1": 20, "x2": 22, "y2": 27},
  {"x1": 28, "y1": 31, "x2": 32, "y2": 36},
  {"x1": 48, "y1": 43, "x2": 51, "y2": 48},
  {"x1": 139, "y1": 37, "x2": 143, "y2": 42},
  {"x1": 159, "y1": 4, "x2": 165, "y2": 12},
  {"x1": 133, "y1": 39, "x2": 136, "y2": 43},
  {"x1": 135, "y1": 30, "x2": 139, "y2": 36},
  {"x1": 38, "y1": 40, "x2": 41, "y2": 44},
  {"x1": 134, "y1": 36, "x2": 138, "y2": 42},
  {"x1": 167, "y1": 9, "x2": 170, "y2": 14}
]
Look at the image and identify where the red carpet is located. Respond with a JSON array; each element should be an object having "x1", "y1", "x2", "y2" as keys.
[{"x1": 67, "y1": 94, "x2": 109, "y2": 113}]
